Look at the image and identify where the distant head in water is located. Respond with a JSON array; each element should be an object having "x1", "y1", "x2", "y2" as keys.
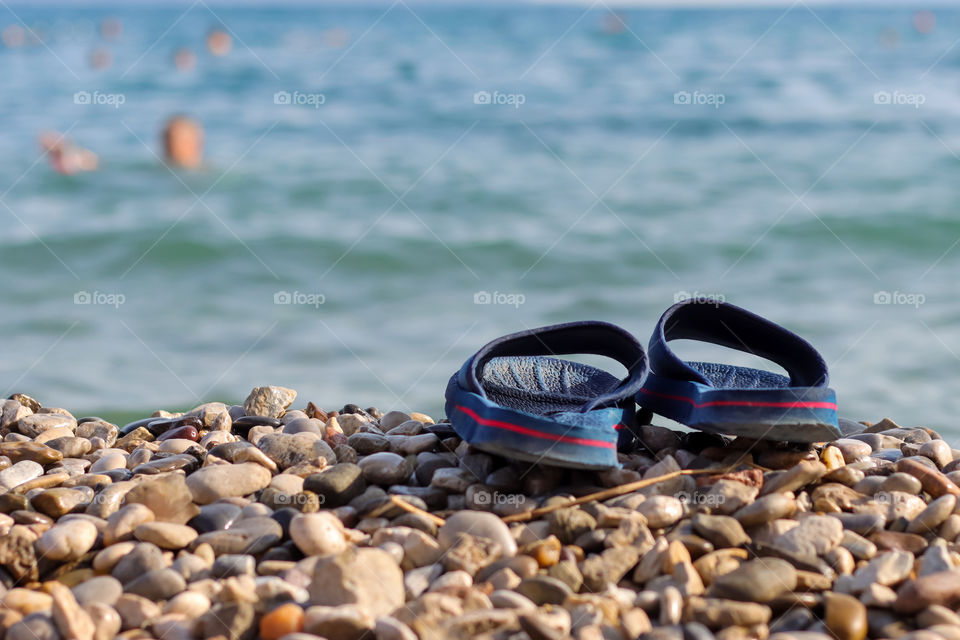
[
  {"x1": 101, "y1": 17, "x2": 122, "y2": 41},
  {"x1": 173, "y1": 47, "x2": 197, "y2": 72},
  {"x1": 89, "y1": 48, "x2": 113, "y2": 70},
  {"x1": 207, "y1": 29, "x2": 232, "y2": 56},
  {"x1": 162, "y1": 116, "x2": 204, "y2": 170}
]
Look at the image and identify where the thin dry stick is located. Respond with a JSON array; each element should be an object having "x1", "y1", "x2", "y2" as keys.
[
  {"x1": 385, "y1": 494, "x2": 447, "y2": 527},
  {"x1": 501, "y1": 467, "x2": 733, "y2": 524}
]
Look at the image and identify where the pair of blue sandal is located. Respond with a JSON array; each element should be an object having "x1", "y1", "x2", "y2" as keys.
[{"x1": 445, "y1": 299, "x2": 841, "y2": 470}]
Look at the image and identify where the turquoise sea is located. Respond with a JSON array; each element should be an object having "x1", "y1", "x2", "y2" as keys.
[{"x1": 2, "y1": 4, "x2": 960, "y2": 433}]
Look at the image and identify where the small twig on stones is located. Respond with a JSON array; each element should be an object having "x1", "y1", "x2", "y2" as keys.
[
  {"x1": 501, "y1": 467, "x2": 733, "y2": 524},
  {"x1": 385, "y1": 494, "x2": 447, "y2": 527}
]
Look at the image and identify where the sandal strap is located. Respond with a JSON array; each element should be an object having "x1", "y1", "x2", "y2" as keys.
[
  {"x1": 649, "y1": 300, "x2": 829, "y2": 388},
  {"x1": 458, "y1": 321, "x2": 647, "y2": 412}
]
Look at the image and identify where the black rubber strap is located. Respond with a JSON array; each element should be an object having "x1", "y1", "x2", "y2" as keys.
[
  {"x1": 459, "y1": 321, "x2": 647, "y2": 411},
  {"x1": 648, "y1": 301, "x2": 829, "y2": 387}
]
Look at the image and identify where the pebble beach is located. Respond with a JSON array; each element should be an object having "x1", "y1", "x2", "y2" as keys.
[{"x1": 1, "y1": 386, "x2": 959, "y2": 640}]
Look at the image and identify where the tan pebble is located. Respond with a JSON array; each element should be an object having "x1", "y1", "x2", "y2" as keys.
[
  {"x1": 687, "y1": 596, "x2": 772, "y2": 628},
  {"x1": 233, "y1": 445, "x2": 278, "y2": 472},
  {"x1": 486, "y1": 567, "x2": 522, "y2": 591},
  {"x1": 621, "y1": 608, "x2": 651, "y2": 637},
  {"x1": 663, "y1": 539, "x2": 692, "y2": 572},
  {"x1": 859, "y1": 582, "x2": 898, "y2": 607},
  {"x1": 84, "y1": 603, "x2": 121, "y2": 640},
  {"x1": 824, "y1": 591, "x2": 868, "y2": 640},
  {"x1": 528, "y1": 535, "x2": 561, "y2": 568},
  {"x1": 93, "y1": 541, "x2": 137, "y2": 572},
  {"x1": 289, "y1": 512, "x2": 347, "y2": 557},
  {"x1": 133, "y1": 521, "x2": 198, "y2": 549},
  {"x1": 270, "y1": 473, "x2": 304, "y2": 494},
  {"x1": 632, "y1": 536, "x2": 668, "y2": 584},
  {"x1": 928, "y1": 625, "x2": 960, "y2": 640},
  {"x1": 897, "y1": 458, "x2": 960, "y2": 498},
  {"x1": 825, "y1": 546, "x2": 857, "y2": 575},
  {"x1": 673, "y1": 560, "x2": 705, "y2": 597},
  {"x1": 795, "y1": 570, "x2": 832, "y2": 591},
  {"x1": 34, "y1": 426, "x2": 75, "y2": 444},
  {"x1": 822, "y1": 445, "x2": 846, "y2": 471},
  {"x1": 89, "y1": 451, "x2": 126, "y2": 474},
  {"x1": 693, "y1": 548, "x2": 748, "y2": 586},
  {"x1": 14, "y1": 471, "x2": 69, "y2": 493},
  {"x1": 920, "y1": 439, "x2": 954, "y2": 468},
  {"x1": 0, "y1": 609, "x2": 23, "y2": 637},
  {"x1": 36, "y1": 519, "x2": 98, "y2": 561},
  {"x1": 907, "y1": 494, "x2": 957, "y2": 534},
  {"x1": 2, "y1": 588, "x2": 53, "y2": 614},
  {"x1": 199, "y1": 431, "x2": 234, "y2": 448},
  {"x1": 824, "y1": 466, "x2": 865, "y2": 487},
  {"x1": 84, "y1": 480, "x2": 135, "y2": 519},
  {"x1": 734, "y1": 493, "x2": 795, "y2": 528},
  {"x1": 760, "y1": 459, "x2": 826, "y2": 495},
  {"x1": 150, "y1": 612, "x2": 191, "y2": 640},
  {"x1": 162, "y1": 591, "x2": 211, "y2": 617},
  {"x1": 428, "y1": 570, "x2": 472, "y2": 592},
  {"x1": 211, "y1": 411, "x2": 231, "y2": 431},
  {"x1": 939, "y1": 514, "x2": 960, "y2": 542},
  {"x1": 193, "y1": 542, "x2": 215, "y2": 565},
  {"x1": 104, "y1": 503, "x2": 155, "y2": 546},
  {"x1": 637, "y1": 495, "x2": 684, "y2": 529},
  {"x1": 156, "y1": 439, "x2": 196, "y2": 454},
  {"x1": 917, "y1": 604, "x2": 960, "y2": 627},
  {"x1": 63, "y1": 474, "x2": 111, "y2": 489},
  {"x1": 114, "y1": 593, "x2": 161, "y2": 629},
  {"x1": 50, "y1": 582, "x2": 96, "y2": 640},
  {"x1": 659, "y1": 586, "x2": 683, "y2": 625}
]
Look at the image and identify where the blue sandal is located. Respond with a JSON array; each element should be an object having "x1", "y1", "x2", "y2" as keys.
[
  {"x1": 445, "y1": 321, "x2": 647, "y2": 470},
  {"x1": 637, "y1": 300, "x2": 840, "y2": 442}
]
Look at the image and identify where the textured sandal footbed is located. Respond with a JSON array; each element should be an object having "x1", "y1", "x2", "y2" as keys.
[
  {"x1": 480, "y1": 356, "x2": 621, "y2": 416},
  {"x1": 687, "y1": 362, "x2": 791, "y2": 390}
]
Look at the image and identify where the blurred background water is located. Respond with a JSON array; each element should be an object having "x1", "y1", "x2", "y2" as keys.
[{"x1": 1, "y1": 3, "x2": 959, "y2": 433}]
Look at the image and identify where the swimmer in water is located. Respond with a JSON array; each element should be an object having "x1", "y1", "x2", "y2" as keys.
[
  {"x1": 206, "y1": 28, "x2": 232, "y2": 56},
  {"x1": 38, "y1": 131, "x2": 99, "y2": 175},
  {"x1": 173, "y1": 47, "x2": 196, "y2": 71},
  {"x1": 162, "y1": 116, "x2": 204, "y2": 169}
]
